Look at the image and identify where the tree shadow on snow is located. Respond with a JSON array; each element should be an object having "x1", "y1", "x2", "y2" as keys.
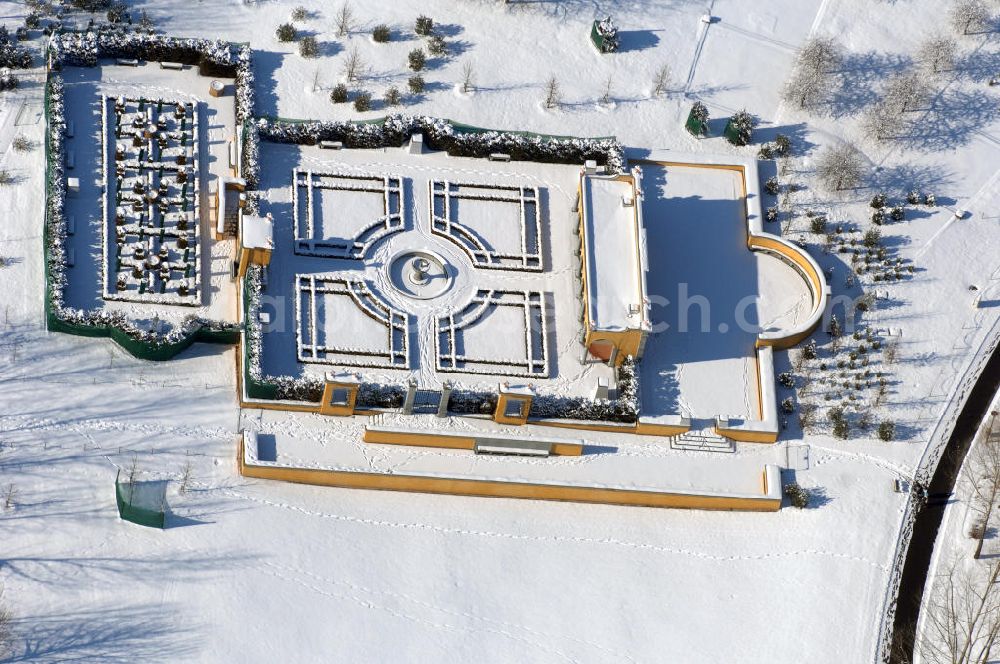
[
  {"x1": 826, "y1": 50, "x2": 911, "y2": 119},
  {"x1": 4, "y1": 604, "x2": 198, "y2": 663}
]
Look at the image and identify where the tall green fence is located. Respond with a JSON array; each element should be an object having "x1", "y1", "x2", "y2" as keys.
[{"x1": 115, "y1": 471, "x2": 165, "y2": 529}]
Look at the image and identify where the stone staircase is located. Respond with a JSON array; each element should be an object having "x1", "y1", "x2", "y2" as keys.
[{"x1": 669, "y1": 429, "x2": 735, "y2": 453}]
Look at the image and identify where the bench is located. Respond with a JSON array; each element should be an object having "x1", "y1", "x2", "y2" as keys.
[
  {"x1": 318, "y1": 140, "x2": 343, "y2": 150},
  {"x1": 474, "y1": 441, "x2": 550, "y2": 457},
  {"x1": 64, "y1": 120, "x2": 74, "y2": 138},
  {"x1": 65, "y1": 248, "x2": 75, "y2": 267},
  {"x1": 228, "y1": 140, "x2": 237, "y2": 169},
  {"x1": 159, "y1": 61, "x2": 185, "y2": 70},
  {"x1": 65, "y1": 151, "x2": 75, "y2": 169},
  {"x1": 66, "y1": 177, "x2": 80, "y2": 196},
  {"x1": 67, "y1": 215, "x2": 75, "y2": 235},
  {"x1": 489, "y1": 152, "x2": 511, "y2": 162},
  {"x1": 116, "y1": 58, "x2": 140, "y2": 67}
]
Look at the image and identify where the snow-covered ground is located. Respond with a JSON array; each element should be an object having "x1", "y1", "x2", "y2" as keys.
[{"x1": 2, "y1": 0, "x2": 1000, "y2": 662}]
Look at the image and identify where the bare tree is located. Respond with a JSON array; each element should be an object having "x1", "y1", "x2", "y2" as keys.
[
  {"x1": 949, "y1": 0, "x2": 990, "y2": 35},
  {"x1": 782, "y1": 64, "x2": 825, "y2": 108},
  {"x1": 0, "y1": 587, "x2": 11, "y2": 657},
  {"x1": 884, "y1": 337, "x2": 901, "y2": 365},
  {"x1": 885, "y1": 71, "x2": 933, "y2": 112},
  {"x1": 652, "y1": 63, "x2": 672, "y2": 96},
  {"x1": 460, "y1": 61, "x2": 475, "y2": 94},
  {"x1": 335, "y1": 3, "x2": 355, "y2": 37},
  {"x1": 798, "y1": 36, "x2": 842, "y2": 74},
  {"x1": 815, "y1": 142, "x2": 864, "y2": 191},
  {"x1": 2, "y1": 484, "x2": 15, "y2": 510},
  {"x1": 543, "y1": 75, "x2": 561, "y2": 109},
  {"x1": 861, "y1": 101, "x2": 904, "y2": 142},
  {"x1": 600, "y1": 74, "x2": 613, "y2": 104},
  {"x1": 917, "y1": 34, "x2": 958, "y2": 73},
  {"x1": 966, "y1": 412, "x2": 1000, "y2": 558},
  {"x1": 179, "y1": 457, "x2": 193, "y2": 494},
  {"x1": 919, "y1": 557, "x2": 1000, "y2": 664},
  {"x1": 342, "y1": 46, "x2": 364, "y2": 82}
]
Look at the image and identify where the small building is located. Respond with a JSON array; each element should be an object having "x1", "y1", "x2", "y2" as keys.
[
  {"x1": 236, "y1": 212, "x2": 273, "y2": 277},
  {"x1": 577, "y1": 168, "x2": 651, "y2": 365}
]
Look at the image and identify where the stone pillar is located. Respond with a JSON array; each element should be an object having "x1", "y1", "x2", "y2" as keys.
[
  {"x1": 437, "y1": 381, "x2": 453, "y2": 418},
  {"x1": 403, "y1": 377, "x2": 418, "y2": 415}
]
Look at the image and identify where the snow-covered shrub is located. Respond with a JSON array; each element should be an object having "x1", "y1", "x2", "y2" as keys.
[
  {"x1": 877, "y1": 420, "x2": 896, "y2": 441},
  {"x1": 415, "y1": 15, "x2": 433, "y2": 37},
  {"x1": 447, "y1": 390, "x2": 498, "y2": 415},
  {"x1": 766, "y1": 206, "x2": 778, "y2": 222},
  {"x1": 0, "y1": 42, "x2": 32, "y2": 69},
  {"x1": 276, "y1": 23, "x2": 296, "y2": 42},
  {"x1": 889, "y1": 206, "x2": 904, "y2": 222},
  {"x1": 829, "y1": 406, "x2": 848, "y2": 439},
  {"x1": 408, "y1": 48, "x2": 426, "y2": 71},
  {"x1": 725, "y1": 109, "x2": 757, "y2": 146},
  {"x1": 685, "y1": 101, "x2": 709, "y2": 136},
  {"x1": 383, "y1": 86, "x2": 402, "y2": 106},
  {"x1": 25, "y1": 12, "x2": 40, "y2": 30},
  {"x1": 71, "y1": 0, "x2": 111, "y2": 10},
  {"x1": 810, "y1": 216, "x2": 826, "y2": 235},
  {"x1": 803, "y1": 339, "x2": 818, "y2": 360},
  {"x1": 298, "y1": 36, "x2": 318, "y2": 58},
  {"x1": 408, "y1": 75, "x2": 424, "y2": 94},
  {"x1": 924, "y1": 193, "x2": 936, "y2": 206},
  {"x1": 907, "y1": 190, "x2": 921, "y2": 205},
  {"x1": 330, "y1": 83, "x2": 349, "y2": 103},
  {"x1": 593, "y1": 16, "x2": 619, "y2": 53},
  {"x1": 428, "y1": 35, "x2": 447, "y2": 56},
  {"x1": 870, "y1": 192, "x2": 887, "y2": 209},
  {"x1": 529, "y1": 356, "x2": 639, "y2": 423},
  {"x1": 871, "y1": 208, "x2": 886, "y2": 225},
  {"x1": 778, "y1": 372, "x2": 795, "y2": 388},
  {"x1": 784, "y1": 482, "x2": 810, "y2": 508},
  {"x1": 764, "y1": 176, "x2": 779, "y2": 195},
  {"x1": 372, "y1": 24, "x2": 391, "y2": 43},
  {"x1": 863, "y1": 228, "x2": 882, "y2": 248},
  {"x1": 107, "y1": 2, "x2": 128, "y2": 24},
  {"x1": 0, "y1": 69, "x2": 17, "y2": 91},
  {"x1": 774, "y1": 133, "x2": 791, "y2": 155},
  {"x1": 255, "y1": 115, "x2": 625, "y2": 173},
  {"x1": 353, "y1": 91, "x2": 372, "y2": 112},
  {"x1": 11, "y1": 135, "x2": 30, "y2": 152},
  {"x1": 781, "y1": 397, "x2": 795, "y2": 413},
  {"x1": 291, "y1": 6, "x2": 308, "y2": 21}
]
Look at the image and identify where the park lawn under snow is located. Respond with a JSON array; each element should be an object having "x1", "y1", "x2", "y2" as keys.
[{"x1": 1, "y1": 0, "x2": 1000, "y2": 662}]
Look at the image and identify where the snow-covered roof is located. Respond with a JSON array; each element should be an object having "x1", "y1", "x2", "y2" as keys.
[
  {"x1": 241, "y1": 213, "x2": 273, "y2": 251},
  {"x1": 580, "y1": 172, "x2": 650, "y2": 333}
]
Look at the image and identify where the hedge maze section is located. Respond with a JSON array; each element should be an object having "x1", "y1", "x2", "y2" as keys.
[
  {"x1": 292, "y1": 169, "x2": 404, "y2": 259},
  {"x1": 101, "y1": 95, "x2": 201, "y2": 306},
  {"x1": 436, "y1": 289, "x2": 549, "y2": 378},
  {"x1": 295, "y1": 275, "x2": 410, "y2": 370},
  {"x1": 429, "y1": 180, "x2": 542, "y2": 272}
]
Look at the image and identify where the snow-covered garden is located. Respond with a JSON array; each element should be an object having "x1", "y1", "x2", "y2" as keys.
[{"x1": 1, "y1": 0, "x2": 1000, "y2": 662}]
